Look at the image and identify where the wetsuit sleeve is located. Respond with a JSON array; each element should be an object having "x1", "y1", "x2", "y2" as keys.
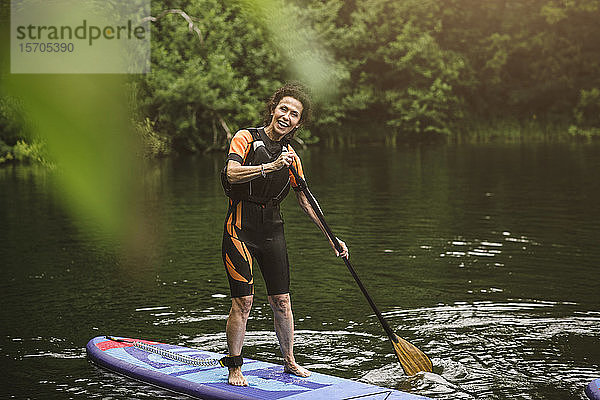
[
  {"x1": 288, "y1": 146, "x2": 305, "y2": 190},
  {"x1": 226, "y1": 130, "x2": 253, "y2": 164}
]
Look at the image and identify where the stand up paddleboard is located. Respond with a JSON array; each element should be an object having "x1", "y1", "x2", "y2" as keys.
[
  {"x1": 586, "y1": 378, "x2": 600, "y2": 400},
  {"x1": 87, "y1": 335, "x2": 431, "y2": 400}
]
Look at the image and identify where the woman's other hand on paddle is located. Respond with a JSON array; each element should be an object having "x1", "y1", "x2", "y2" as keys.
[{"x1": 333, "y1": 237, "x2": 349, "y2": 258}]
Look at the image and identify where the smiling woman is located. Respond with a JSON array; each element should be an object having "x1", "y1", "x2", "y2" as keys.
[{"x1": 219, "y1": 82, "x2": 348, "y2": 387}]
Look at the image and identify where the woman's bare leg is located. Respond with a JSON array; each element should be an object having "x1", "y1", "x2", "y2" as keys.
[
  {"x1": 226, "y1": 295, "x2": 253, "y2": 386},
  {"x1": 268, "y1": 293, "x2": 310, "y2": 377}
]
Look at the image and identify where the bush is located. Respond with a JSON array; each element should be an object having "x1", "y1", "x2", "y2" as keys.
[
  {"x1": 0, "y1": 139, "x2": 53, "y2": 167},
  {"x1": 0, "y1": 95, "x2": 30, "y2": 146},
  {"x1": 135, "y1": 118, "x2": 171, "y2": 159},
  {"x1": 573, "y1": 88, "x2": 600, "y2": 128},
  {"x1": 569, "y1": 88, "x2": 600, "y2": 141}
]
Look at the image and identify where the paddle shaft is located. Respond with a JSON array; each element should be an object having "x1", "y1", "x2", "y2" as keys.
[{"x1": 289, "y1": 165, "x2": 396, "y2": 340}]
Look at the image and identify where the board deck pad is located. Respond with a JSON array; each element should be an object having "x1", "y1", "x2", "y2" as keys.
[{"x1": 87, "y1": 336, "x2": 430, "y2": 400}]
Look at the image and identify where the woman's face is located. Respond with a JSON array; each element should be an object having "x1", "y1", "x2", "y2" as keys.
[{"x1": 270, "y1": 96, "x2": 303, "y2": 137}]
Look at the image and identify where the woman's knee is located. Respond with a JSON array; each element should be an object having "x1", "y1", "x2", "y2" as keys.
[
  {"x1": 231, "y1": 296, "x2": 253, "y2": 317},
  {"x1": 268, "y1": 294, "x2": 291, "y2": 314}
]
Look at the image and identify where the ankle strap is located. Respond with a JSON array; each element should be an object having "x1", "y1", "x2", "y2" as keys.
[{"x1": 220, "y1": 355, "x2": 244, "y2": 368}]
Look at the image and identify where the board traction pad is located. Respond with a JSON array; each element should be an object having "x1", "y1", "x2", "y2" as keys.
[{"x1": 86, "y1": 336, "x2": 430, "y2": 400}]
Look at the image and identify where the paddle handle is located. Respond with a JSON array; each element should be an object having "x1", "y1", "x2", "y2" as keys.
[{"x1": 289, "y1": 165, "x2": 396, "y2": 340}]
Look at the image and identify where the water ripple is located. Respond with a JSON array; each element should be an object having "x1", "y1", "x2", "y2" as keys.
[{"x1": 373, "y1": 300, "x2": 600, "y2": 399}]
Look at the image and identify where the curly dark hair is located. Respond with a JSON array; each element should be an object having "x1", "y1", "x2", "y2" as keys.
[{"x1": 263, "y1": 82, "x2": 312, "y2": 129}]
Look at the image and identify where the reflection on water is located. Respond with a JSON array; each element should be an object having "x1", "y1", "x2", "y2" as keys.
[{"x1": 1, "y1": 144, "x2": 599, "y2": 399}]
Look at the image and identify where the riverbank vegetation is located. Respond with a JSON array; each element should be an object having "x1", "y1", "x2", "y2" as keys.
[
  {"x1": 135, "y1": 0, "x2": 600, "y2": 151},
  {"x1": 2, "y1": 0, "x2": 599, "y2": 164}
]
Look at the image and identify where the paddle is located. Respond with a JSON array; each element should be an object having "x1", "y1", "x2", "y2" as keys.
[{"x1": 289, "y1": 164, "x2": 433, "y2": 376}]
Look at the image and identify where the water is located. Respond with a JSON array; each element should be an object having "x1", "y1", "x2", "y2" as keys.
[{"x1": 1, "y1": 143, "x2": 599, "y2": 399}]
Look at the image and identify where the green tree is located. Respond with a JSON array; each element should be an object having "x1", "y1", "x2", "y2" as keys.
[
  {"x1": 295, "y1": 0, "x2": 470, "y2": 141},
  {"x1": 137, "y1": 0, "x2": 285, "y2": 153},
  {"x1": 438, "y1": 0, "x2": 600, "y2": 126}
]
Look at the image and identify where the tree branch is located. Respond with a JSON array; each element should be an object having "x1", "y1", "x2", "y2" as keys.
[
  {"x1": 217, "y1": 113, "x2": 233, "y2": 141},
  {"x1": 142, "y1": 9, "x2": 203, "y2": 44}
]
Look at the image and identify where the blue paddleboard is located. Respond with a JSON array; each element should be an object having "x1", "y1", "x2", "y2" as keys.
[
  {"x1": 586, "y1": 378, "x2": 600, "y2": 400},
  {"x1": 87, "y1": 335, "x2": 430, "y2": 400}
]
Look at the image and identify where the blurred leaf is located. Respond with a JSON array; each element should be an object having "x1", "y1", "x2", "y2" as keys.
[
  {"x1": 3, "y1": 74, "x2": 141, "y2": 242},
  {"x1": 235, "y1": 0, "x2": 339, "y2": 101}
]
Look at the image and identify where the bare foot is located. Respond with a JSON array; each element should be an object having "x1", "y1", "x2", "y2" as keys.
[
  {"x1": 284, "y1": 361, "x2": 311, "y2": 378},
  {"x1": 228, "y1": 367, "x2": 248, "y2": 386}
]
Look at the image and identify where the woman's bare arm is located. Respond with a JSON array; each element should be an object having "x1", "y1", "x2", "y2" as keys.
[
  {"x1": 226, "y1": 152, "x2": 294, "y2": 184},
  {"x1": 295, "y1": 190, "x2": 349, "y2": 258}
]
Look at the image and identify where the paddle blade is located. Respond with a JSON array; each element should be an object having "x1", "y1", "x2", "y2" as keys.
[{"x1": 390, "y1": 333, "x2": 433, "y2": 375}]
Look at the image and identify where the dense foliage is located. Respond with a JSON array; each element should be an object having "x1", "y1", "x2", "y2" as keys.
[
  {"x1": 2, "y1": 0, "x2": 599, "y2": 162},
  {"x1": 137, "y1": 0, "x2": 600, "y2": 149},
  {"x1": 132, "y1": 0, "x2": 289, "y2": 154},
  {"x1": 305, "y1": 0, "x2": 600, "y2": 142}
]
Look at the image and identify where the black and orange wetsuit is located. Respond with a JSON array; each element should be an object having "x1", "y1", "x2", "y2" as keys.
[{"x1": 221, "y1": 127, "x2": 305, "y2": 298}]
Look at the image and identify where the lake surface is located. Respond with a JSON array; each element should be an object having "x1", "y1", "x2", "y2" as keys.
[{"x1": 1, "y1": 143, "x2": 599, "y2": 399}]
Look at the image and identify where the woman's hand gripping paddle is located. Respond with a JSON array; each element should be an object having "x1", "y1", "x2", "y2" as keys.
[{"x1": 289, "y1": 164, "x2": 433, "y2": 376}]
